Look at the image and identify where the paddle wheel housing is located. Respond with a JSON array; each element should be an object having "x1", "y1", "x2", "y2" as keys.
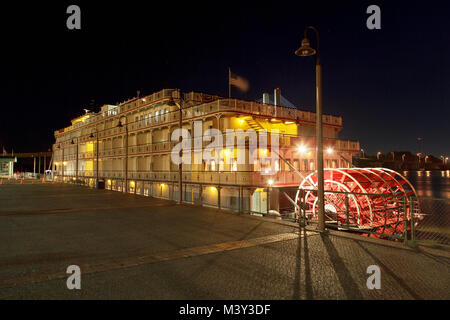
[{"x1": 295, "y1": 168, "x2": 420, "y2": 237}]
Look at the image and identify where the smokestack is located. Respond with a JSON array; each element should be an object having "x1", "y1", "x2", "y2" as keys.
[
  {"x1": 274, "y1": 88, "x2": 280, "y2": 117},
  {"x1": 274, "y1": 88, "x2": 281, "y2": 106},
  {"x1": 263, "y1": 93, "x2": 270, "y2": 104}
]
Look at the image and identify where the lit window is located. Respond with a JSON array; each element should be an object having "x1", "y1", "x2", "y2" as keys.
[
  {"x1": 264, "y1": 160, "x2": 271, "y2": 174},
  {"x1": 232, "y1": 159, "x2": 237, "y2": 172},
  {"x1": 211, "y1": 160, "x2": 216, "y2": 171},
  {"x1": 254, "y1": 159, "x2": 260, "y2": 172},
  {"x1": 164, "y1": 108, "x2": 168, "y2": 121},
  {"x1": 302, "y1": 159, "x2": 308, "y2": 171},
  {"x1": 285, "y1": 159, "x2": 292, "y2": 171}
]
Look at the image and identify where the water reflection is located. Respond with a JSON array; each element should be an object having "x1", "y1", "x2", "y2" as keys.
[{"x1": 404, "y1": 170, "x2": 450, "y2": 199}]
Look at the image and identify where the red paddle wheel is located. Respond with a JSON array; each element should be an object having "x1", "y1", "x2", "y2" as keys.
[{"x1": 295, "y1": 168, "x2": 420, "y2": 238}]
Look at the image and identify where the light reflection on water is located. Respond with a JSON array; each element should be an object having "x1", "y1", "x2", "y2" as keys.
[{"x1": 404, "y1": 170, "x2": 450, "y2": 199}]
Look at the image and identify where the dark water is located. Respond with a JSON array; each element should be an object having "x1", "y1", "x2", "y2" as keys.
[{"x1": 403, "y1": 170, "x2": 450, "y2": 199}]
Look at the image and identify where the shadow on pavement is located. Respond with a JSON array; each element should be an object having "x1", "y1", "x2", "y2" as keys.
[
  {"x1": 292, "y1": 227, "x2": 313, "y2": 299},
  {"x1": 353, "y1": 240, "x2": 423, "y2": 300},
  {"x1": 320, "y1": 233, "x2": 363, "y2": 299}
]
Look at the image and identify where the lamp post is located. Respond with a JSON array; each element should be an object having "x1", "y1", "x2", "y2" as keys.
[
  {"x1": 168, "y1": 99, "x2": 183, "y2": 204},
  {"x1": 71, "y1": 138, "x2": 79, "y2": 183},
  {"x1": 267, "y1": 179, "x2": 274, "y2": 215},
  {"x1": 117, "y1": 115, "x2": 128, "y2": 192},
  {"x1": 295, "y1": 26, "x2": 325, "y2": 232},
  {"x1": 58, "y1": 143, "x2": 64, "y2": 182},
  {"x1": 89, "y1": 128, "x2": 100, "y2": 188}
]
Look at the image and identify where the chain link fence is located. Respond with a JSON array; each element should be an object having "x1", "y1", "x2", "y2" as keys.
[{"x1": 410, "y1": 197, "x2": 450, "y2": 247}]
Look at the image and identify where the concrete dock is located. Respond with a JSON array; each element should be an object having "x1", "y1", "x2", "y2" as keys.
[{"x1": 0, "y1": 182, "x2": 449, "y2": 299}]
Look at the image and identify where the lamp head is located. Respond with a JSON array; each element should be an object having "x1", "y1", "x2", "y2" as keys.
[
  {"x1": 167, "y1": 99, "x2": 181, "y2": 109},
  {"x1": 295, "y1": 38, "x2": 316, "y2": 57}
]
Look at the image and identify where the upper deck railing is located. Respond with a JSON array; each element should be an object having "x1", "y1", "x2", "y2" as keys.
[
  {"x1": 55, "y1": 89, "x2": 179, "y2": 136},
  {"x1": 189, "y1": 98, "x2": 342, "y2": 126},
  {"x1": 54, "y1": 90, "x2": 342, "y2": 138}
]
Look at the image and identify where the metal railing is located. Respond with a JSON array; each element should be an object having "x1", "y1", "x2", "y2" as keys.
[{"x1": 277, "y1": 187, "x2": 413, "y2": 241}]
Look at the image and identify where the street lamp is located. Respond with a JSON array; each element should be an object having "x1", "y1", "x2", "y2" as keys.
[
  {"x1": 361, "y1": 149, "x2": 365, "y2": 158},
  {"x1": 89, "y1": 128, "x2": 100, "y2": 188},
  {"x1": 58, "y1": 143, "x2": 64, "y2": 182},
  {"x1": 295, "y1": 26, "x2": 325, "y2": 232},
  {"x1": 168, "y1": 99, "x2": 183, "y2": 205},
  {"x1": 117, "y1": 115, "x2": 128, "y2": 193},
  {"x1": 377, "y1": 152, "x2": 381, "y2": 160},
  {"x1": 71, "y1": 138, "x2": 79, "y2": 183}
]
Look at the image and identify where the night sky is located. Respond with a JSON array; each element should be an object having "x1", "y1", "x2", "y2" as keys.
[{"x1": 0, "y1": 1, "x2": 448, "y2": 157}]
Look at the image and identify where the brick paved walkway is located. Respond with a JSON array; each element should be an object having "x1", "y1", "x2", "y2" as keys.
[{"x1": 0, "y1": 183, "x2": 449, "y2": 299}]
